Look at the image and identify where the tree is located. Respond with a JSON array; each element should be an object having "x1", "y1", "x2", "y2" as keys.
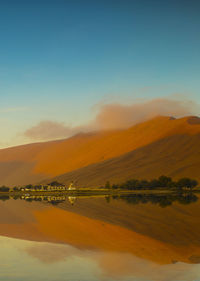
[
  {"x1": 158, "y1": 176, "x2": 173, "y2": 187},
  {"x1": 139, "y1": 180, "x2": 149, "y2": 189},
  {"x1": 0, "y1": 186, "x2": 10, "y2": 192},
  {"x1": 149, "y1": 179, "x2": 160, "y2": 189},
  {"x1": 25, "y1": 184, "x2": 33, "y2": 190},
  {"x1": 105, "y1": 181, "x2": 111, "y2": 189},
  {"x1": 190, "y1": 179, "x2": 198, "y2": 189},
  {"x1": 123, "y1": 179, "x2": 139, "y2": 190},
  {"x1": 49, "y1": 181, "x2": 63, "y2": 187},
  {"x1": 112, "y1": 184, "x2": 119, "y2": 189},
  {"x1": 34, "y1": 185, "x2": 42, "y2": 190},
  {"x1": 176, "y1": 178, "x2": 198, "y2": 190}
]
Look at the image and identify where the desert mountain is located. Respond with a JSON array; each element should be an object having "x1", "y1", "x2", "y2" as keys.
[{"x1": 0, "y1": 116, "x2": 200, "y2": 186}]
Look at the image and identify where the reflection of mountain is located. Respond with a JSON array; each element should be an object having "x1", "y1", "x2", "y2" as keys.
[
  {"x1": 0, "y1": 116, "x2": 200, "y2": 186},
  {"x1": 1, "y1": 197, "x2": 200, "y2": 265},
  {"x1": 8, "y1": 192, "x2": 198, "y2": 208}
]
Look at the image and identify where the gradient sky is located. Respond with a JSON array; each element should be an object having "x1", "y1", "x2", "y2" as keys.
[{"x1": 0, "y1": 0, "x2": 200, "y2": 147}]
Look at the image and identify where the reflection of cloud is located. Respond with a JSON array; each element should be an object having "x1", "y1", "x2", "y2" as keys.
[
  {"x1": 97, "y1": 252, "x2": 200, "y2": 281},
  {"x1": 23, "y1": 97, "x2": 200, "y2": 142},
  {"x1": 26, "y1": 243, "x2": 80, "y2": 264},
  {"x1": 25, "y1": 242, "x2": 200, "y2": 281}
]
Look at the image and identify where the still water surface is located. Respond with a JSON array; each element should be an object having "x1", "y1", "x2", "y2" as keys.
[{"x1": 0, "y1": 193, "x2": 200, "y2": 281}]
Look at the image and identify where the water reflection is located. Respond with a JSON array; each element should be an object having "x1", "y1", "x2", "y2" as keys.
[
  {"x1": 0, "y1": 193, "x2": 200, "y2": 280},
  {"x1": 2, "y1": 235, "x2": 199, "y2": 281},
  {"x1": 2, "y1": 192, "x2": 199, "y2": 207},
  {"x1": 110, "y1": 192, "x2": 199, "y2": 207}
]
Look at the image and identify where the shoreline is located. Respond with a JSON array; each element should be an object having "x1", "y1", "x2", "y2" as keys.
[{"x1": 0, "y1": 189, "x2": 198, "y2": 197}]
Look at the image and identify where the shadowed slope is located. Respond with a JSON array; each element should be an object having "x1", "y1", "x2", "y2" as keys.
[{"x1": 0, "y1": 141, "x2": 62, "y2": 186}]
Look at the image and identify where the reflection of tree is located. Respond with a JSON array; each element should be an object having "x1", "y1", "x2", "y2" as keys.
[
  {"x1": 49, "y1": 201, "x2": 60, "y2": 205},
  {"x1": 177, "y1": 193, "x2": 198, "y2": 205},
  {"x1": 113, "y1": 193, "x2": 198, "y2": 208},
  {"x1": 25, "y1": 198, "x2": 33, "y2": 202},
  {"x1": 0, "y1": 195, "x2": 9, "y2": 201},
  {"x1": 0, "y1": 193, "x2": 198, "y2": 208},
  {"x1": 105, "y1": 196, "x2": 111, "y2": 203}
]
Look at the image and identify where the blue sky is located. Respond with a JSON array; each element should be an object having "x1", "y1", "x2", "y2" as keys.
[{"x1": 0, "y1": 0, "x2": 200, "y2": 147}]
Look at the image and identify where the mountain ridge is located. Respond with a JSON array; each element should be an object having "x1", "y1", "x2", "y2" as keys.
[{"x1": 0, "y1": 115, "x2": 199, "y2": 186}]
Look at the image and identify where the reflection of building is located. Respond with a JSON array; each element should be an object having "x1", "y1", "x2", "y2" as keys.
[
  {"x1": 68, "y1": 196, "x2": 76, "y2": 205},
  {"x1": 21, "y1": 194, "x2": 66, "y2": 203},
  {"x1": 47, "y1": 196, "x2": 66, "y2": 202}
]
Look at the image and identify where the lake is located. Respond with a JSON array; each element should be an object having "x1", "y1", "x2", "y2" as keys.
[{"x1": 0, "y1": 193, "x2": 200, "y2": 281}]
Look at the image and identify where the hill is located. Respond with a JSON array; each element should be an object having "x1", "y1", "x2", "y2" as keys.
[
  {"x1": 0, "y1": 115, "x2": 199, "y2": 186},
  {"x1": 51, "y1": 133, "x2": 200, "y2": 187}
]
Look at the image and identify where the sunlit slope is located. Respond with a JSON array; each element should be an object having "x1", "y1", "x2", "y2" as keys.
[
  {"x1": 0, "y1": 116, "x2": 200, "y2": 185},
  {"x1": 34, "y1": 116, "x2": 200, "y2": 177}
]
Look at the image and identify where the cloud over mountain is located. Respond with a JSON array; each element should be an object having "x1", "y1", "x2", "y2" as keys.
[
  {"x1": 92, "y1": 97, "x2": 199, "y2": 130},
  {"x1": 24, "y1": 121, "x2": 83, "y2": 141},
  {"x1": 24, "y1": 97, "x2": 199, "y2": 141}
]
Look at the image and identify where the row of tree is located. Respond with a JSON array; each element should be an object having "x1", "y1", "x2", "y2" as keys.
[
  {"x1": 104, "y1": 176, "x2": 199, "y2": 190},
  {"x1": 0, "y1": 186, "x2": 10, "y2": 192},
  {"x1": 12, "y1": 181, "x2": 65, "y2": 191},
  {"x1": 0, "y1": 181, "x2": 65, "y2": 192}
]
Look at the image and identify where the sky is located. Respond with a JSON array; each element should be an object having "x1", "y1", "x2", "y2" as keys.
[{"x1": 0, "y1": 0, "x2": 200, "y2": 147}]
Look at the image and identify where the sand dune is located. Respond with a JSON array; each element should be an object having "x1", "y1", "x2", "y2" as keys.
[
  {"x1": 52, "y1": 133, "x2": 200, "y2": 187},
  {"x1": 0, "y1": 116, "x2": 199, "y2": 186}
]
